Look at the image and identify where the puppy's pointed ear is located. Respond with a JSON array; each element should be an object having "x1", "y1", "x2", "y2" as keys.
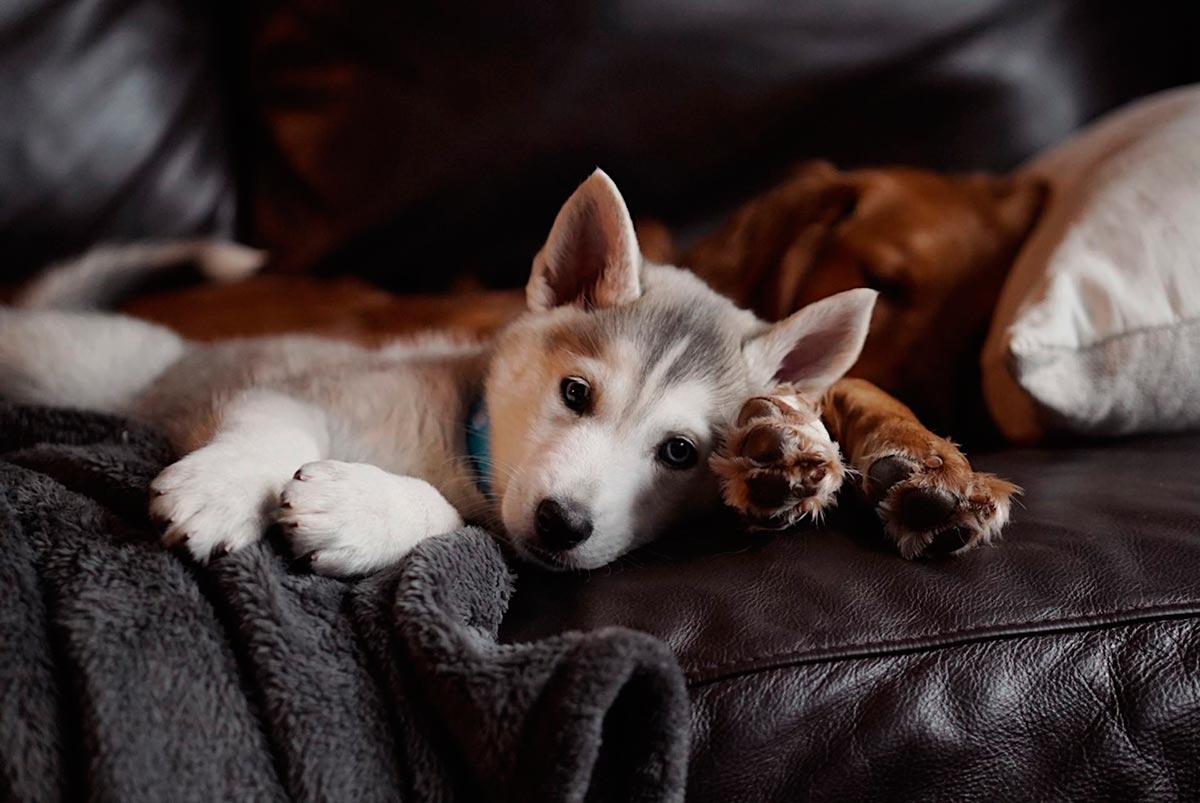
[
  {"x1": 745, "y1": 288, "x2": 878, "y2": 394},
  {"x1": 527, "y1": 169, "x2": 642, "y2": 311}
]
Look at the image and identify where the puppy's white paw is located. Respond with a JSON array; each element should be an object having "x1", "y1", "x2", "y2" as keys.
[
  {"x1": 151, "y1": 446, "x2": 282, "y2": 562},
  {"x1": 278, "y1": 461, "x2": 463, "y2": 577}
]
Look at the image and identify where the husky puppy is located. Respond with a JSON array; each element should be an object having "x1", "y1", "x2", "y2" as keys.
[{"x1": 0, "y1": 171, "x2": 875, "y2": 574}]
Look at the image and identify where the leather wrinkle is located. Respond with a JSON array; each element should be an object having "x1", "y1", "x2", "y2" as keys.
[{"x1": 686, "y1": 604, "x2": 1200, "y2": 688}]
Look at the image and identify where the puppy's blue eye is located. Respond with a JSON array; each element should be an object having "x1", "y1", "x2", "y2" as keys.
[
  {"x1": 560, "y1": 376, "x2": 591, "y2": 413},
  {"x1": 657, "y1": 437, "x2": 697, "y2": 469}
]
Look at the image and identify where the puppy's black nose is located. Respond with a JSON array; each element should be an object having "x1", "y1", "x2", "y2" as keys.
[{"x1": 535, "y1": 498, "x2": 593, "y2": 551}]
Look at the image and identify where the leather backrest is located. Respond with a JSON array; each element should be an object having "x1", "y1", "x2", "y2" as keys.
[
  {"x1": 239, "y1": 0, "x2": 1198, "y2": 286},
  {"x1": 0, "y1": 0, "x2": 236, "y2": 281},
  {"x1": 1, "y1": 1, "x2": 1195, "y2": 289}
]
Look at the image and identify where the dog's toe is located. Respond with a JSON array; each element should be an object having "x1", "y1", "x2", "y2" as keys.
[
  {"x1": 897, "y1": 486, "x2": 957, "y2": 532},
  {"x1": 151, "y1": 446, "x2": 278, "y2": 563},
  {"x1": 736, "y1": 397, "x2": 781, "y2": 426},
  {"x1": 742, "y1": 425, "x2": 785, "y2": 464},
  {"x1": 867, "y1": 455, "x2": 916, "y2": 499}
]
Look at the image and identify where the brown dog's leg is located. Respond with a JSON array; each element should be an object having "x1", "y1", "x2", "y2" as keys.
[{"x1": 823, "y1": 378, "x2": 1019, "y2": 558}]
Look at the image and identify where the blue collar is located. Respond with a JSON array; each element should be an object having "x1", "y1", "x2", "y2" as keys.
[{"x1": 465, "y1": 397, "x2": 492, "y2": 498}]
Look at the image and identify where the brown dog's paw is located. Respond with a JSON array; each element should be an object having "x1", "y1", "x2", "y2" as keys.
[
  {"x1": 711, "y1": 389, "x2": 846, "y2": 529},
  {"x1": 864, "y1": 446, "x2": 1019, "y2": 559}
]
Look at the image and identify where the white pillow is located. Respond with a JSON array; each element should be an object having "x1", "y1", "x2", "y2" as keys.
[{"x1": 982, "y1": 84, "x2": 1200, "y2": 442}]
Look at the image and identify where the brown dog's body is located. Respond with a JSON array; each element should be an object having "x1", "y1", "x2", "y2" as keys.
[
  {"x1": 124, "y1": 162, "x2": 1044, "y2": 557},
  {"x1": 683, "y1": 160, "x2": 1045, "y2": 431},
  {"x1": 678, "y1": 161, "x2": 1044, "y2": 556}
]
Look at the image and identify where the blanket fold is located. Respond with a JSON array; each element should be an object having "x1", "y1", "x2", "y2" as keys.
[{"x1": 0, "y1": 404, "x2": 689, "y2": 803}]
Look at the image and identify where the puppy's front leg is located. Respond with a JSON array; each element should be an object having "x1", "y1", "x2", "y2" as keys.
[
  {"x1": 824, "y1": 378, "x2": 1019, "y2": 558},
  {"x1": 278, "y1": 461, "x2": 463, "y2": 576},
  {"x1": 152, "y1": 391, "x2": 328, "y2": 561}
]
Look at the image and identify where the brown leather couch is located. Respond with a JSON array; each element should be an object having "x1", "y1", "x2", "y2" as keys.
[{"x1": 3, "y1": 1, "x2": 1198, "y2": 799}]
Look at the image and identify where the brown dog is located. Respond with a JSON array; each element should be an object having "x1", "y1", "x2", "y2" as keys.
[
  {"x1": 681, "y1": 160, "x2": 1046, "y2": 557},
  {"x1": 124, "y1": 161, "x2": 1044, "y2": 559}
]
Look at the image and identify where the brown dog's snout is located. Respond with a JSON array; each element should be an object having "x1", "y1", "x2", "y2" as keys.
[{"x1": 535, "y1": 498, "x2": 593, "y2": 552}]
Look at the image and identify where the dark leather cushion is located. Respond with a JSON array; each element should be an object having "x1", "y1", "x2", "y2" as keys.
[
  {"x1": 0, "y1": 0, "x2": 236, "y2": 282},
  {"x1": 240, "y1": 0, "x2": 1199, "y2": 288},
  {"x1": 502, "y1": 434, "x2": 1200, "y2": 800}
]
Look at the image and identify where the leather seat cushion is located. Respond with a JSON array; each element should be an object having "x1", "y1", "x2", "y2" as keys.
[{"x1": 502, "y1": 433, "x2": 1200, "y2": 800}]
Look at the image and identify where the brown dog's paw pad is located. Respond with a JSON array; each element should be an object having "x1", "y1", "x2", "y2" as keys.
[
  {"x1": 712, "y1": 389, "x2": 846, "y2": 529},
  {"x1": 742, "y1": 426, "x2": 786, "y2": 464},
  {"x1": 869, "y1": 450, "x2": 1019, "y2": 559},
  {"x1": 896, "y1": 487, "x2": 957, "y2": 532},
  {"x1": 746, "y1": 473, "x2": 791, "y2": 508},
  {"x1": 866, "y1": 455, "x2": 916, "y2": 499}
]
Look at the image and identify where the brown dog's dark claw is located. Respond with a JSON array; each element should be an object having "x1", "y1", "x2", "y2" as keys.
[{"x1": 925, "y1": 527, "x2": 974, "y2": 558}]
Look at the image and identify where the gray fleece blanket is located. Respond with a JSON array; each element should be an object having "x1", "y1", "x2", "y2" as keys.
[{"x1": 0, "y1": 403, "x2": 689, "y2": 803}]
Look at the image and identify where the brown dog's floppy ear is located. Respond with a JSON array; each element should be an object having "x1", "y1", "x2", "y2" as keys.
[
  {"x1": 969, "y1": 173, "x2": 1049, "y2": 242},
  {"x1": 995, "y1": 174, "x2": 1049, "y2": 240},
  {"x1": 744, "y1": 287, "x2": 878, "y2": 394},
  {"x1": 528, "y1": 169, "x2": 642, "y2": 311},
  {"x1": 684, "y1": 159, "x2": 858, "y2": 319},
  {"x1": 633, "y1": 218, "x2": 675, "y2": 264},
  {"x1": 786, "y1": 159, "x2": 840, "y2": 181}
]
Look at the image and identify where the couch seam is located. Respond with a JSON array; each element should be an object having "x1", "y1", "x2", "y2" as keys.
[{"x1": 684, "y1": 602, "x2": 1200, "y2": 688}]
